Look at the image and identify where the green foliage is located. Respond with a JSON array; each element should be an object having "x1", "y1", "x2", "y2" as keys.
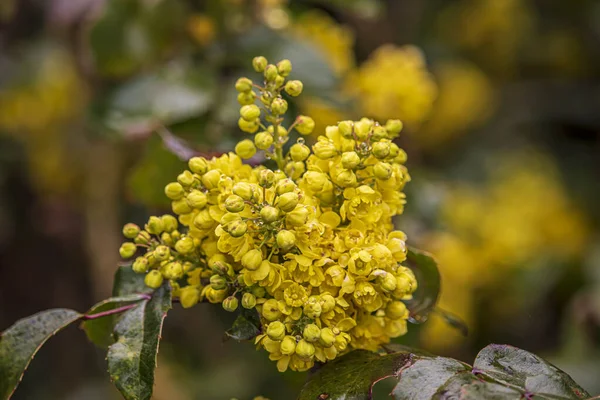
[
  {"x1": 81, "y1": 294, "x2": 150, "y2": 348},
  {"x1": 225, "y1": 308, "x2": 262, "y2": 342},
  {"x1": 0, "y1": 309, "x2": 82, "y2": 399},
  {"x1": 405, "y1": 247, "x2": 441, "y2": 323},
  {"x1": 107, "y1": 285, "x2": 172, "y2": 400},
  {"x1": 298, "y1": 344, "x2": 591, "y2": 400}
]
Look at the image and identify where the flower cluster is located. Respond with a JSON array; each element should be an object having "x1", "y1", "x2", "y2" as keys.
[{"x1": 119, "y1": 57, "x2": 417, "y2": 372}]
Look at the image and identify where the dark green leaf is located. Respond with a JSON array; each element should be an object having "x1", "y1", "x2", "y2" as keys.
[
  {"x1": 0, "y1": 309, "x2": 82, "y2": 399},
  {"x1": 225, "y1": 308, "x2": 262, "y2": 341},
  {"x1": 405, "y1": 247, "x2": 441, "y2": 324},
  {"x1": 299, "y1": 344, "x2": 590, "y2": 400},
  {"x1": 107, "y1": 285, "x2": 172, "y2": 400},
  {"x1": 81, "y1": 294, "x2": 149, "y2": 348},
  {"x1": 473, "y1": 344, "x2": 590, "y2": 399},
  {"x1": 392, "y1": 357, "x2": 469, "y2": 400},
  {"x1": 113, "y1": 265, "x2": 153, "y2": 297},
  {"x1": 298, "y1": 349, "x2": 412, "y2": 400}
]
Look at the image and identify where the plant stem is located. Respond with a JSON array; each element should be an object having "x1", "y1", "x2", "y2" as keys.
[{"x1": 82, "y1": 303, "x2": 140, "y2": 320}]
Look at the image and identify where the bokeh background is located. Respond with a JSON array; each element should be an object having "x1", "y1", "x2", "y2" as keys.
[{"x1": 1, "y1": 0, "x2": 599, "y2": 399}]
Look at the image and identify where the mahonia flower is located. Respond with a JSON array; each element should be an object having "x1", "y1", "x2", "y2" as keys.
[{"x1": 119, "y1": 57, "x2": 417, "y2": 372}]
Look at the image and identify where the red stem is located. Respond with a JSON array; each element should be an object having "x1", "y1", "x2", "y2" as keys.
[{"x1": 82, "y1": 303, "x2": 139, "y2": 320}]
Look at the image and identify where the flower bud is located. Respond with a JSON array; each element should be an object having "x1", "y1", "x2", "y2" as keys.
[
  {"x1": 188, "y1": 157, "x2": 208, "y2": 174},
  {"x1": 318, "y1": 294, "x2": 336, "y2": 313},
  {"x1": 171, "y1": 199, "x2": 192, "y2": 215},
  {"x1": 206, "y1": 286, "x2": 228, "y2": 303},
  {"x1": 371, "y1": 126, "x2": 388, "y2": 141},
  {"x1": 193, "y1": 210, "x2": 214, "y2": 229},
  {"x1": 252, "y1": 56, "x2": 268, "y2": 72},
  {"x1": 372, "y1": 141, "x2": 391, "y2": 159},
  {"x1": 303, "y1": 299, "x2": 322, "y2": 319},
  {"x1": 145, "y1": 270, "x2": 164, "y2": 289},
  {"x1": 277, "y1": 192, "x2": 299, "y2": 213},
  {"x1": 223, "y1": 296, "x2": 239, "y2": 312},
  {"x1": 237, "y1": 91, "x2": 256, "y2": 105},
  {"x1": 336, "y1": 170, "x2": 357, "y2": 188},
  {"x1": 289, "y1": 143, "x2": 310, "y2": 162},
  {"x1": 338, "y1": 120, "x2": 354, "y2": 138},
  {"x1": 380, "y1": 272, "x2": 397, "y2": 292},
  {"x1": 280, "y1": 336, "x2": 297, "y2": 355},
  {"x1": 225, "y1": 194, "x2": 245, "y2": 213},
  {"x1": 154, "y1": 245, "x2": 170, "y2": 261},
  {"x1": 242, "y1": 249, "x2": 263, "y2": 271},
  {"x1": 313, "y1": 139, "x2": 337, "y2": 159},
  {"x1": 164, "y1": 262, "x2": 183, "y2": 280},
  {"x1": 264, "y1": 64, "x2": 278, "y2": 81},
  {"x1": 175, "y1": 237, "x2": 195, "y2": 254},
  {"x1": 286, "y1": 207, "x2": 309, "y2": 226},
  {"x1": 119, "y1": 242, "x2": 137, "y2": 259},
  {"x1": 276, "y1": 179, "x2": 296, "y2": 194},
  {"x1": 271, "y1": 98, "x2": 288, "y2": 115},
  {"x1": 395, "y1": 148, "x2": 408, "y2": 164},
  {"x1": 210, "y1": 274, "x2": 228, "y2": 290},
  {"x1": 341, "y1": 151, "x2": 360, "y2": 169},
  {"x1": 238, "y1": 117, "x2": 260, "y2": 133},
  {"x1": 161, "y1": 215, "x2": 178, "y2": 232},
  {"x1": 319, "y1": 327, "x2": 336, "y2": 347},
  {"x1": 284, "y1": 161, "x2": 306, "y2": 180},
  {"x1": 284, "y1": 80, "x2": 303, "y2": 96},
  {"x1": 177, "y1": 170, "x2": 195, "y2": 187},
  {"x1": 267, "y1": 321, "x2": 286, "y2": 341},
  {"x1": 235, "y1": 77, "x2": 253, "y2": 92},
  {"x1": 180, "y1": 286, "x2": 200, "y2": 308},
  {"x1": 267, "y1": 124, "x2": 288, "y2": 137},
  {"x1": 233, "y1": 182, "x2": 254, "y2": 201},
  {"x1": 185, "y1": 190, "x2": 206, "y2": 209},
  {"x1": 165, "y1": 182, "x2": 185, "y2": 200},
  {"x1": 373, "y1": 162, "x2": 393, "y2": 180},
  {"x1": 262, "y1": 299, "x2": 282, "y2": 321},
  {"x1": 240, "y1": 104, "x2": 261, "y2": 121},
  {"x1": 134, "y1": 231, "x2": 151, "y2": 245},
  {"x1": 303, "y1": 324, "x2": 321, "y2": 343},
  {"x1": 254, "y1": 131, "x2": 273, "y2": 150},
  {"x1": 201, "y1": 169, "x2": 221, "y2": 189},
  {"x1": 242, "y1": 292, "x2": 257, "y2": 309},
  {"x1": 259, "y1": 169, "x2": 275, "y2": 188},
  {"x1": 274, "y1": 75, "x2": 285, "y2": 87},
  {"x1": 211, "y1": 261, "x2": 230, "y2": 276},
  {"x1": 226, "y1": 220, "x2": 247, "y2": 237},
  {"x1": 260, "y1": 205, "x2": 279, "y2": 223},
  {"x1": 276, "y1": 230, "x2": 295, "y2": 251},
  {"x1": 132, "y1": 257, "x2": 149, "y2": 273},
  {"x1": 295, "y1": 116, "x2": 315, "y2": 135},
  {"x1": 354, "y1": 118, "x2": 373, "y2": 140},
  {"x1": 276, "y1": 59, "x2": 292, "y2": 77},
  {"x1": 304, "y1": 171, "x2": 329, "y2": 192},
  {"x1": 385, "y1": 119, "x2": 403, "y2": 135},
  {"x1": 122, "y1": 223, "x2": 140, "y2": 239},
  {"x1": 295, "y1": 339, "x2": 315, "y2": 359},
  {"x1": 386, "y1": 301, "x2": 408, "y2": 320},
  {"x1": 235, "y1": 139, "x2": 257, "y2": 159}
]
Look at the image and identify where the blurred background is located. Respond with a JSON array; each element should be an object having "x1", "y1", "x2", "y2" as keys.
[{"x1": 0, "y1": 0, "x2": 599, "y2": 398}]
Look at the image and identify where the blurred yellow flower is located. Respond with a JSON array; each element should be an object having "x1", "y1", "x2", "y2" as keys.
[
  {"x1": 347, "y1": 44, "x2": 437, "y2": 125},
  {"x1": 421, "y1": 152, "x2": 589, "y2": 351},
  {"x1": 419, "y1": 60, "x2": 494, "y2": 147}
]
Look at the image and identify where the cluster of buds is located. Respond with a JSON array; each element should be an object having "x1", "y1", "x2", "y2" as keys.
[{"x1": 119, "y1": 57, "x2": 417, "y2": 372}]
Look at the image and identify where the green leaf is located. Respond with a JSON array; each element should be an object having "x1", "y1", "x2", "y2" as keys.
[
  {"x1": 298, "y1": 344, "x2": 590, "y2": 400},
  {"x1": 107, "y1": 285, "x2": 172, "y2": 400},
  {"x1": 298, "y1": 350, "x2": 412, "y2": 400},
  {"x1": 81, "y1": 294, "x2": 150, "y2": 348},
  {"x1": 405, "y1": 247, "x2": 441, "y2": 324},
  {"x1": 472, "y1": 344, "x2": 590, "y2": 399},
  {"x1": 103, "y1": 63, "x2": 216, "y2": 132},
  {"x1": 113, "y1": 265, "x2": 153, "y2": 297},
  {"x1": 225, "y1": 308, "x2": 262, "y2": 341},
  {"x1": 0, "y1": 309, "x2": 82, "y2": 399}
]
